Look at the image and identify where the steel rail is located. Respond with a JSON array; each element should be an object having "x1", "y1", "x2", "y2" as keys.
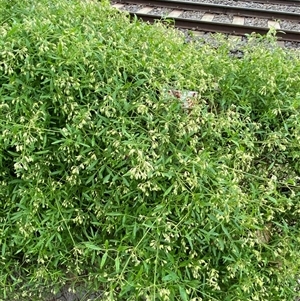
[
  {"x1": 129, "y1": 12, "x2": 300, "y2": 42},
  {"x1": 116, "y1": 0, "x2": 300, "y2": 21}
]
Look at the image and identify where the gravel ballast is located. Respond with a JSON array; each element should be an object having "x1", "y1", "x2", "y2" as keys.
[
  {"x1": 180, "y1": 10, "x2": 205, "y2": 19},
  {"x1": 244, "y1": 17, "x2": 268, "y2": 27},
  {"x1": 280, "y1": 20, "x2": 300, "y2": 30},
  {"x1": 150, "y1": 7, "x2": 172, "y2": 16},
  {"x1": 213, "y1": 13, "x2": 233, "y2": 23},
  {"x1": 119, "y1": 3, "x2": 142, "y2": 12}
]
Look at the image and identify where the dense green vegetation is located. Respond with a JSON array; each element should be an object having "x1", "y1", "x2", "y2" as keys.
[{"x1": 0, "y1": 0, "x2": 300, "y2": 300}]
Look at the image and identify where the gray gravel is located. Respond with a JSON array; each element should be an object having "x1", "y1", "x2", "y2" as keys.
[
  {"x1": 150, "y1": 7, "x2": 172, "y2": 16},
  {"x1": 285, "y1": 41, "x2": 300, "y2": 49},
  {"x1": 244, "y1": 17, "x2": 268, "y2": 28},
  {"x1": 187, "y1": 0, "x2": 300, "y2": 14},
  {"x1": 280, "y1": 20, "x2": 300, "y2": 31},
  {"x1": 119, "y1": 4, "x2": 143, "y2": 13},
  {"x1": 213, "y1": 13, "x2": 233, "y2": 23},
  {"x1": 180, "y1": 10, "x2": 205, "y2": 19}
]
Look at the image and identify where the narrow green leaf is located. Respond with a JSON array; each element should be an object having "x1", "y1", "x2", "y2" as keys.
[
  {"x1": 221, "y1": 224, "x2": 231, "y2": 239},
  {"x1": 103, "y1": 174, "x2": 110, "y2": 184},
  {"x1": 84, "y1": 243, "x2": 102, "y2": 251},
  {"x1": 179, "y1": 286, "x2": 188, "y2": 301},
  {"x1": 162, "y1": 272, "x2": 178, "y2": 282},
  {"x1": 100, "y1": 252, "x2": 108, "y2": 269},
  {"x1": 115, "y1": 256, "x2": 120, "y2": 273},
  {"x1": 163, "y1": 184, "x2": 173, "y2": 197},
  {"x1": 2, "y1": 242, "x2": 6, "y2": 257}
]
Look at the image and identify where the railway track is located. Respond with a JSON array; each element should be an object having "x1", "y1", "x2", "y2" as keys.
[{"x1": 112, "y1": 0, "x2": 300, "y2": 42}]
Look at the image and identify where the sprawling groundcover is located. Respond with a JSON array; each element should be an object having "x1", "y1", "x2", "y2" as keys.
[{"x1": 0, "y1": 0, "x2": 300, "y2": 300}]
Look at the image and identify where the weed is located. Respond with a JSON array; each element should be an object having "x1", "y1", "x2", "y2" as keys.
[{"x1": 0, "y1": 0, "x2": 300, "y2": 300}]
